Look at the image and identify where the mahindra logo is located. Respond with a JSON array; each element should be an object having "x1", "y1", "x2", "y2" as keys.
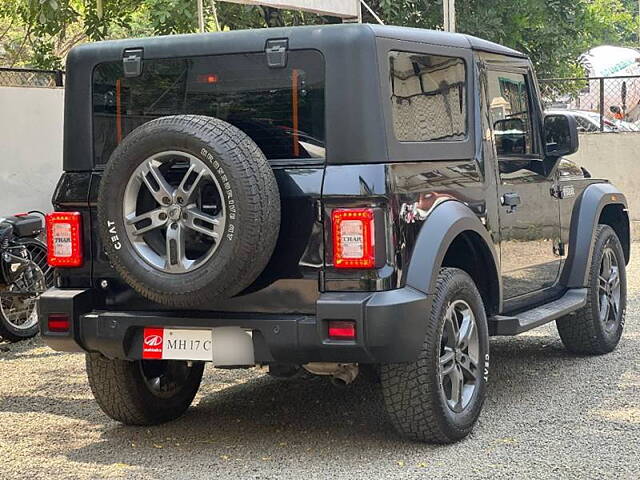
[{"x1": 144, "y1": 334, "x2": 163, "y2": 346}]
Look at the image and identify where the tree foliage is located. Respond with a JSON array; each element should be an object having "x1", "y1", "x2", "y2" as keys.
[
  {"x1": 1, "y1": 0, "x2": 639, "y2": 78},
  {"x1": 371, "y1": 0, "x2": 639, "y2": 78}
]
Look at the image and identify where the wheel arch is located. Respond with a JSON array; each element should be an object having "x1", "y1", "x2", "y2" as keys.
[
  {"x1": 405, "y1": 200, "x2": 502, "y2": 314},
  {"x1": 598, "y1": 204, "x2": 630, "y2": 264},
  {"x1": 563, "y1": 182, "x2": 629, "y2": 288}
]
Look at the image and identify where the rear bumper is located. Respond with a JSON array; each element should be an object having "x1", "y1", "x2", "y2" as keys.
[{"x1": 38, "y1": 287, "x2": 431, "y2": 364}]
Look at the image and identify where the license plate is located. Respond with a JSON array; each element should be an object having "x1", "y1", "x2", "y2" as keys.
[
  {"x1": 141, "y1": 327, "x2": 255, "y2": 365},
  {"x1": 142, "y1": 328, "x2": 212, "y2": 361}
]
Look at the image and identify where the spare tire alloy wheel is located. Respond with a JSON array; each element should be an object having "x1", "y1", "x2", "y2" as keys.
[
  {"x1": 98, "y1": 115, "x2": 280, "y2": 307},
  {"x1": 123, "y1": 151, "x2": 225, "y2": 274}
]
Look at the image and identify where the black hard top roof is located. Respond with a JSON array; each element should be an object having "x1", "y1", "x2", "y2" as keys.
[
  {"x1": 368, "y1": 24, "x2": 526, "y2": 58},
  {"x1": 73, "y1": 23, "x2": 526, "y2": 60},
  {"x1": 64, "y1": 23, "x2": 525, "y2": 171}
]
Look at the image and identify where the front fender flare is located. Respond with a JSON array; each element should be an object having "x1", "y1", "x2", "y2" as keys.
[
  {"x1": 563, "y1": 183, "x2": 628, "y2": 288},
  {"x1": 405, "y1": 200, "x2": 502, "y2": 311}
]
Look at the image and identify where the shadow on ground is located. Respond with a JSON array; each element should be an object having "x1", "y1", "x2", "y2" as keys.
[
  {"x1": 55, "y1": 331, "x2": 632, "y2": 470},
  {"x1": 1, "y1": 330, "x2": 634, "y2": 478}
]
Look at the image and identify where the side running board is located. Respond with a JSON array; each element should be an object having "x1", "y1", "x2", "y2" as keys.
[{"x1": 488, "y1": 288, "x2": 588, "y2": 336}]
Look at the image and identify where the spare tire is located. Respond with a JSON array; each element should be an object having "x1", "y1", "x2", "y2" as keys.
[{"x1": 97, "y1": 115, "x2": 280, "y2": 307}]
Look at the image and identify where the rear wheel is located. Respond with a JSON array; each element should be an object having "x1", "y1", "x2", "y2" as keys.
[
  {"x1": 381, "y1": 268, "x2": 489, "y2": 443},
  {"x1": 86, "y1": 353, "x2": 204, "y2": 425},
  {"x1": 557, "y1": 225, "x2": 626, "y2": 354},
  {"x1": 0, "y1": 239, "x2": 51, "y2": 341}
]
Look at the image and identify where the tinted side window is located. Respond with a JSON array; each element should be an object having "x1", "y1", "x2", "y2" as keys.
[
  {"x1": 486, "y1": 70, "x2": 535, "y2": 157},
  {"x1": 93, "y1": 51, "x2": 325, "y2": 164},
  {"x1": 389, "y1": 51, "x2": 467, "y2": 142}
]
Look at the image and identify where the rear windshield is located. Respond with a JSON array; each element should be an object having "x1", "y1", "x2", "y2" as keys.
[{"x1": 92, "y1": 50, "x2": 325, "y2": 165}]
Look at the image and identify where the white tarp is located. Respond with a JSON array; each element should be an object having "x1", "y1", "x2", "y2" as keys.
[
  {"x1": 579, "y1": 45, "x2": 640, "y2": 77},
  {"x1": 573, "y1": 46, "x2": 640, "y2": 122},
  {"x1": 222, "y1": 0, "x2": 360, "y2": 19}
]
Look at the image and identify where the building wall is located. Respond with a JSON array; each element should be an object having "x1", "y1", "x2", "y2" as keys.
[
  {"x1": 0, "y1": 86, "x2": 63, "y2": 215},
  {"x1": 568, "y1": 132, "x2": 640, "y2": 223}
]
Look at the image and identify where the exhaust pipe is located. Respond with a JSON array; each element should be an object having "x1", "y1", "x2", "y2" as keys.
[{"x1": 303, "y1": 362, "x2": 359, "y2": 385}]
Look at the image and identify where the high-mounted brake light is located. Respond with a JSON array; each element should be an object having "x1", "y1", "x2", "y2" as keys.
[
  {"x1": 196, "y1": 73, "x2": 219, "y2": 84},
  {"x1": 332, "y1": 208, "x2": 375, "y2": 269},
  {"x1": 46, "y1": 212, "x2": 83, "y2": 267}
]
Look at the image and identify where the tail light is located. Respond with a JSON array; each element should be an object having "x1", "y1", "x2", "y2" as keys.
[
  {"x1": 328, "y1": 320, "x2": 356, "y2": 340},
  {"x1": 332, "y1": 208, "x2": 376, "y2": 269},
  {"x1": 46, "y1": 212, "x2": 83, "y2": 267}
]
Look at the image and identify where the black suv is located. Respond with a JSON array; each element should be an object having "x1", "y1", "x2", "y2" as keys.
[{"x1": 40, "y1": 24, "x2": 629, "y2": 443}]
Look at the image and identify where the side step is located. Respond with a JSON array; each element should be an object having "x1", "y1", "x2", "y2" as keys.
[{"x1": 488, "y1": 288, "x2": 588, "y2": 336}]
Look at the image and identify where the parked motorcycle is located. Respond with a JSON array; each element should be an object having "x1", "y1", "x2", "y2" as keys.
[{"x1": 0, "y1": 213, "x2": 52, "y2": 341}]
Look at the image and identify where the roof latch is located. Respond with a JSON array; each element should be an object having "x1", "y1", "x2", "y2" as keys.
[
  {"x1": 265, "y1": 39, "x2": 288, "y2": 68},
  {"x1": 123, "y1": 48, "x2": 143, "y2": 78}
]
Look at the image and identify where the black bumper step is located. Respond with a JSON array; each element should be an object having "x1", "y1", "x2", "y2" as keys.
[{"x1": 488, "y1": 288, "x2": 588, "y2": 336}]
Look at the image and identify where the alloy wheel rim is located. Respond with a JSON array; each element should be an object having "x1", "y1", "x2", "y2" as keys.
[
  {"x1": 122, "y1": 151, "x2": 226, "y2": 274},
  {"x1": 598, "y1": 246, "x2": 621, "y2": 331},
  {"x1": 439, "y1": 299, "x2": 480, "y2": 413}
]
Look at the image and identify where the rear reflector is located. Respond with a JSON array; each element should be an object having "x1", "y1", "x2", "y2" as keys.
[
  {"x1": 332, "y1": 208, "x2": 375, "y2": 269},
  {"x1": 46, "y1": 212, "x2": 83, "y2": 267},
  {"x1": 48, "y1": 314, "x2": 70, "y2": 333},
  {"x1": 328, "y1": 320, "x2": 356, "y2": 340}
]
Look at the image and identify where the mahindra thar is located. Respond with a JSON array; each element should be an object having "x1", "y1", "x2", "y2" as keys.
[{"x1": 39, "y1": 24, "x2": 629, "y2": 443}]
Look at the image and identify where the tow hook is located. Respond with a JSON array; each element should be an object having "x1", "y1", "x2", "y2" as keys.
[{"x1": 302, "y1": 362, "x2": 359, "y2": 385}]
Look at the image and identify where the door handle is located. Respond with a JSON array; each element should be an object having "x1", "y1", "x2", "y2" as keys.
[{"x1": 501, "y1": 192, "x2": 521, "y2": 212}]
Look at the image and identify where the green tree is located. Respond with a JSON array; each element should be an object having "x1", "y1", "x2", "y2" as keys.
[
  {"x1": 2, "y1": 0, "x2": 639, "y2": 77},
  {"x1": 369, "y1": 0, "x2": 639, "y2": 78}
]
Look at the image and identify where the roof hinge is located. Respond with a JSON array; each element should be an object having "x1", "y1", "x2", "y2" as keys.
[
  {"x1": 265, "y1": 39, "x2": 288, "y2": 69},
  {"x1": 123, "y1": 48, "x2": 143, "y2": 78}
]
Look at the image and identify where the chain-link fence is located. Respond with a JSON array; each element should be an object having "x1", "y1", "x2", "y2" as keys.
[
  {"x1": 539, "y1": 75, "x2": 640, "y2": 132},
  {"x1": 0, "y1": 67, "x2": 63, "y2": 88}
]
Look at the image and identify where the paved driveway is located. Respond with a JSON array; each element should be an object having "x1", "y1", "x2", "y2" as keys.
[{"x1": 1, "y1": 250, "x2": 639, "y2": 479}]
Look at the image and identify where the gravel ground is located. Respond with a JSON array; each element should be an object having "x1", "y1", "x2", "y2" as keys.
[{"x1": 1, "y1": 252, "x2": 640, "y2": 480}]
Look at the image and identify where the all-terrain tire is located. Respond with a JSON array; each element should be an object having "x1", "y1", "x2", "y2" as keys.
[
  {"x1": 556, "y1": 225, "x2": 627, "y2": 355},
  {"x1": 97, "y1": 115, "x2": 280, "y2": 307},
  {"x1": 86, "y1": 353, "x2": 205, "y2": 425},
  {"x1": 380, "y1": 268, "x2": 489, "y2": 443}
]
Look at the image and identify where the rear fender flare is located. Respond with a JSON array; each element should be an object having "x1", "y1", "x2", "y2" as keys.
[
  {"x1": 405, "y1": 200, "x2": 502, "y2": 311},
  {"x1": 563, "y1": 183, "x2": 628, "y2": 288}
]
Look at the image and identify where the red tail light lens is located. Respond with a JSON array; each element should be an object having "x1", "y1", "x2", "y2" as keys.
[
  {"x1": 332, "y1": 208, "x2": 375, "y2": 269},
  {"x1": 47, "y1": 314, "x2": 70, "y2": 332},
  {"x1": 46, "y1": 212, "x2": 83, "y2": 267},
  {"x1": 328, "y1": 320, "x2": 356, "y2": 340}
]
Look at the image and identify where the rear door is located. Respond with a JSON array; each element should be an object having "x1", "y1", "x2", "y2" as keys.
[
  {"x1": 485, "y1": 66, "x2": 562, "y2": 300},
  {"x1": 90, "y1": 49, "x2": 327, "y2": 313}
]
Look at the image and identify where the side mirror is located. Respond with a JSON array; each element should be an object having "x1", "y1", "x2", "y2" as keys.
[
  {"x1": 544, "y1": 113, "x2": 579, "y2": 157},
  {"x1": 494, "y1": 118, "x2": 526, "y2": 155}
]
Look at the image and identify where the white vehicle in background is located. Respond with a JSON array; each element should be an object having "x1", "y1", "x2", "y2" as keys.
[
  {"x1": 574, "y1": 46, "x2": 640, "y2": 122},
  {"x1": 547, "y1": 109, "x2": 640, "y2": 133}
]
